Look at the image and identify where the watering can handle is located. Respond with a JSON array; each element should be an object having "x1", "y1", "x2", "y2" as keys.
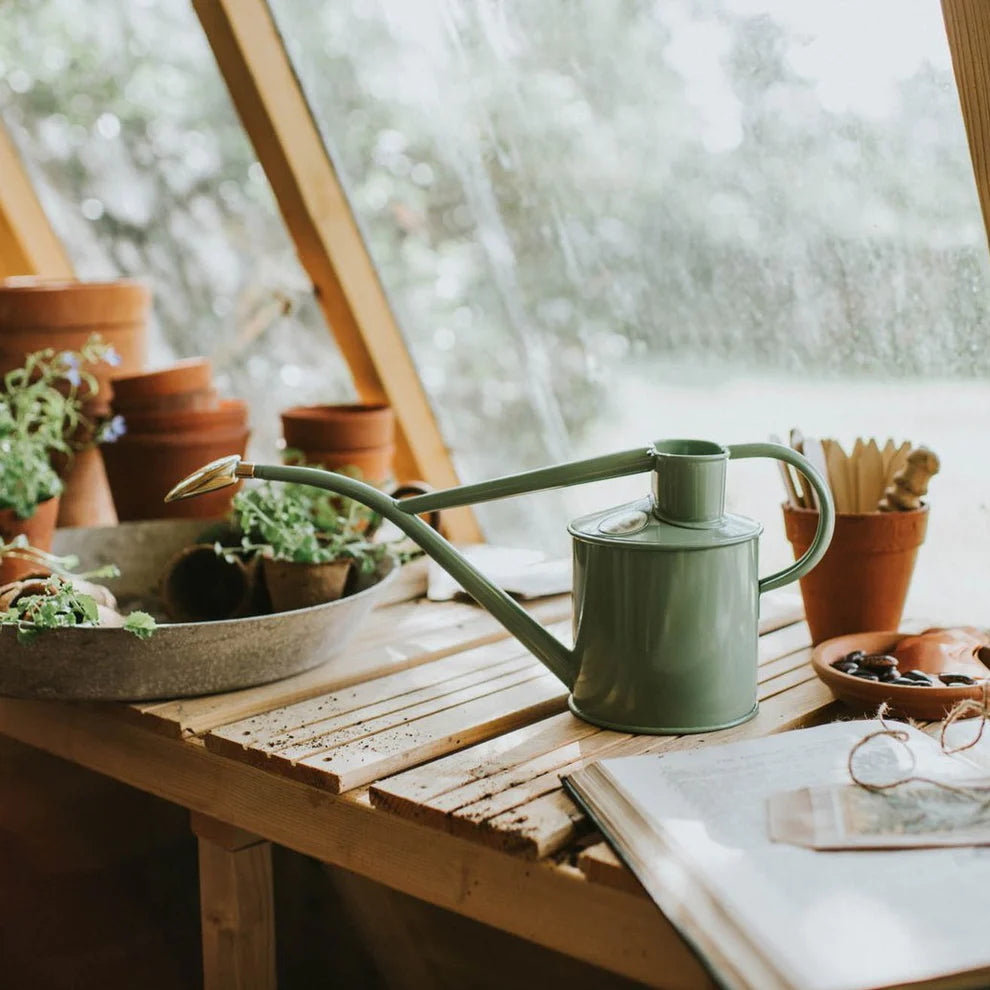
[{"x1": 727, "y1": 442, "x2": 835, "y2": 594}]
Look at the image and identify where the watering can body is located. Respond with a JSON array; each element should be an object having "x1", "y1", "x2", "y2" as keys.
[{"x1": 167, "y1": 439, "x2": 834, "y2": 735}]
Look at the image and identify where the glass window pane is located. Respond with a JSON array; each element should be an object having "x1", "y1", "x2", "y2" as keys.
[
  {"x1": 271, "y1": 0, "x2": 990, "y2": 619},
  {"x1": 0, "y1": 0, "x2": 355, "y2": 456}
]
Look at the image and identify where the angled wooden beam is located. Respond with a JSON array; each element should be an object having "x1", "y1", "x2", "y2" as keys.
[
  {"x1": 943, "y1": 0, "x2": 990, "y2": 251},
  {"x1": 193, "y1": 0, "x2": 480, "y2": 542},
  {"x1": 0, "y1": 123, "x2": 73, "y2": 278}
]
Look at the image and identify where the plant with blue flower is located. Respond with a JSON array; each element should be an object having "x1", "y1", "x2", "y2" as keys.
[{"x1": 0, "y1": 335, "x2": 126, "y2": 519}]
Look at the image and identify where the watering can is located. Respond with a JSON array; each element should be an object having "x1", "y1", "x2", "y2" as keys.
[{"x1": 166, "y1": 439, "x2": 833, "y2": 735}]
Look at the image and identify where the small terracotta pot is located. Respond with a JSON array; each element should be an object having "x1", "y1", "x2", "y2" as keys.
[
  {"x1": 288, "y1": 445, "x2": 395, "y2": 483},
  {"x1": 261, "y1": 557, "x2": 353, "y2": 613},
  {"x1": 110, "y1": 358, "x2": 212, "y2": 410},
  {"x1": 783, "y1": 504, "x2": 929, "y2": 645},
  {"x1": 160, "y1": 544, "x2": 258, "y2": 622},
  {"x1": 118, "y1": 398, "x2": 247, "y2": 436},
  {"x1": 0, "y1": 497, "x2": 60, "y2": 585},
  {"x1": 55, "y1": 448, "x2": 118, "y2": 528},
  {"x1": 101, "y1": 428, "x2": 249, "y2": 521},
  {"x1": 281, "y1": 404, "x2": 394, "y2": 451}
]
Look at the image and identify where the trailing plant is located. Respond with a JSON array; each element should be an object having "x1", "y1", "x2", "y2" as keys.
[
  {"x1": 0, "y1": 336, "x2": 125, "y2": 518},
  {"x1": 0, "y1": 575, "x2": 156, "y2": 644},
  {"x1": 220, "y1": 480, "x2": 389, "y2": 574}
]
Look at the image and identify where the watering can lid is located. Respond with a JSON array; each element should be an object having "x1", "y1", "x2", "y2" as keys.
[{"x1": 568, "y1": 497, "x2": 762, "y2": 550}]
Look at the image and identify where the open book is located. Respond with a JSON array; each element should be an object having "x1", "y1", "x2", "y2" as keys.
[{"x1": 563, "y1": 721, "x2": 990, "y2": 990}]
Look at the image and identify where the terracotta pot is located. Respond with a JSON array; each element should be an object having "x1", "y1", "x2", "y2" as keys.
[
  {"x1": 101, "y1": 428, "x2": 249, "y2": 522},
  {"x1": 110, "y1": 358, "x2": 212, "y2": 411},
  {"x1": 0, "y1": 278, "x2": 150, "y2": 528},
  {"x1": 0, "y1": 497, "x2": 60, "y2": 585},
  {"x1": 118, "y1": 398, "x2": 247, "y2": 436},
  {"x1": 261, "y1": 557, "x2": 353, "y2": 613},
  {"x1": 56, "y1": 448, "x2": 118, "y2": 528},
  {"x1": 0, "y1": 277, "x2": 148, "y2": 385},
  {"x1": 160, "y1": 544, "x2": 258, "y2": 622},
  {"x1": 783, "y1": 504, "x2": 929, "y2": 645},
  {"x1": 288, "y1": 445, "x2": 395, "y2": 484},
  {"x1": 281, "y1": 404, "x2": 394, "y2": 451}
]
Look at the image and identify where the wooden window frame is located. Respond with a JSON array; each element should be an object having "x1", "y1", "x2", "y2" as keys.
[
  {"x1": 192, "y1": 0, "x2": 480, "y2": 542},
  {"x1": 0, "y1": 125, "x2": 73, "y2": 278}
]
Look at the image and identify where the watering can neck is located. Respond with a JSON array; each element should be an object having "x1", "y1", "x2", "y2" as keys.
[{"x1": 651, "y1": 439, "x2": 729, "y2": 529}]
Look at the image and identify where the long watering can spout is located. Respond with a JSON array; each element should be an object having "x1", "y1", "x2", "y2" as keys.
[{"x1": 165, "y1": 455, "x2": 582, "y2": 689}]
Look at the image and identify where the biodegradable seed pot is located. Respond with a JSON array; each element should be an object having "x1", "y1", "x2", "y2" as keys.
[
  {"x1": 262, "y1": 557, "x2": 353, "y2": 613},
  {"x1": 169, "y1": 439, "x2": 835, "y2": 735}
]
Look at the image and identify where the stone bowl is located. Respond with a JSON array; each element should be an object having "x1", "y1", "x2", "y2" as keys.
[{"x1": 0, "y1": 518, "x2": 396, "y2": 701}]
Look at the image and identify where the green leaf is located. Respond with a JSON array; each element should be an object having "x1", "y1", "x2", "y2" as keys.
[{"x1": 123, "y1": 611, "x2": 157, "y2": 640}]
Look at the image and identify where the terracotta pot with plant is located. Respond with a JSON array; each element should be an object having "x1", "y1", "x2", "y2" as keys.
[
  {"x1": 220, "y1": 479, "x2": 388, "y2": 613},
  {"x1": 281, "y1": 404, "x2": 395, "y2": 484},
  {"x1": 0, "y1": 278, "x2": 150, "y2": 527},
  {"x1": 0, "y1": 337, "x2": 126, "y2": 583}
]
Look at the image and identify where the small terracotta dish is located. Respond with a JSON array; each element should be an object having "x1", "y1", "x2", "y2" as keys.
[{"x1": 812, "y1": 630, "x2": 990, "y2": 721}]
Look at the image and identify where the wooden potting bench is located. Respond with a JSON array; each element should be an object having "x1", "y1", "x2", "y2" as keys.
[{"x1": 0, "y1": 581, "x2": 851, "y2": 989}]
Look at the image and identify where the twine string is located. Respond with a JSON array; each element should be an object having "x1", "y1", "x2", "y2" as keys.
[{"x1": 848, "y1": 684, "x2": 990, "y2": 808}]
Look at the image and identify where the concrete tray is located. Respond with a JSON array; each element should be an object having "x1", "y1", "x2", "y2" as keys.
[{"x1": 0, "y1": 518, "x2": 396, "y2": 701}]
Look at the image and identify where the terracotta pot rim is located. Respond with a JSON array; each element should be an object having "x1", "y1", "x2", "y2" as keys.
[
  {"x1": 111, "y1": 357, "x2": 212, "y2": 397},
  {"x1": 0, "y1": 278, "x2": 152, "y2": 329},
  {"x1": 281, "y1": 403, "x2": 391, "y2": 419},
  {"x1": 119, "y1": 398, "x2": 246, "y2": 432},
  {"x1": 781, "y1": 502, "x2": 929, "y2": 519},
  {"x1": 1, "y1": 276, "x2": 150, "y2": 294},
  {"x1": 0, "y1": 494, "x2": 60, "y2": 518},
  {"x1": 108, "y1": 429, "x2": 249, "y2": 449},
  {"x1": 288, "y1": 442, "x2": 395, "y2": 457}
]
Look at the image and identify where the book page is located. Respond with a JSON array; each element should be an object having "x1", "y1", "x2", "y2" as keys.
[{"x1": 601, "y1": 720, "x2": 990, "y2": 990}]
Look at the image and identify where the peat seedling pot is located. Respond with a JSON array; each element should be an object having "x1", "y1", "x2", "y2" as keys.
[
  {"x1": 261, "y1": 557, "x2": 354, "y2": 613},
  {"x1": 160, "y1": 544, "x2": 263, "y2": 622}
]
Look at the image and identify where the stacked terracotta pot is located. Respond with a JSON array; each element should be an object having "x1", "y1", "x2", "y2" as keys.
[
  {"x1": 0, "y1": 277, "x2": 150, "y2": 528},
  {"x1": 280, "y1": 404, "x2": 395, "y2": 482},
  {"x1": 102, "y1": 358, "x2": 250, "y2": 520}
]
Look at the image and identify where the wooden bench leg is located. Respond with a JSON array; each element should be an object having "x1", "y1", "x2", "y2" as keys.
[{"x1": 191, "y1": 812, "x2": 276, "y2": 990}]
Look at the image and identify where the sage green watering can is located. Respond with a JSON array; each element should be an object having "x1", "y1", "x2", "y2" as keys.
[{"x1": 167, "y1": 440, "x2": 833, "y2": 735}]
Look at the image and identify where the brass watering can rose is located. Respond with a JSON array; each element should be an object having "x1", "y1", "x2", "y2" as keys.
[{"x1": 167, "y1": 439, "x2": 834, "y2": 735}]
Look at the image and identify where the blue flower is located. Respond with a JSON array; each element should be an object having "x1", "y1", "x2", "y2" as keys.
[
  {"x1": 105, "y1": 415, "x2": 127, "y2": 442},
  {"x1": 59, "y1": 351, "x2": 79, "y2": 369},
  {"x1": 105, "y1": 347, "x2": 122, "y2": 367},
  {"x1": 64, "y1": 367, "x2": 82, "y2": 388}
]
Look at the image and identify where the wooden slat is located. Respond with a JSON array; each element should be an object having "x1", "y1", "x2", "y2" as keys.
[
  {"x1": 125, "y1": 596, "x2": 570, "y2": 739},
  {"x1": 371, "y1": 620, "x2": 812, "y2": 825},
  {"x1": 479, "y1": 678, "x2": 839, "y2": 858},
  {"x1": 943, "y1": 0, "x2": 990, "y2": 251},
  {"x1": 577, "y1": 842, "x2": 645, "y2": 896},
  {"x1": 193, "y1": 0, "x2": 479, "y2": 541},
  {"x1": 0, "y1": 123, "x2": 73, "y2": 278}
]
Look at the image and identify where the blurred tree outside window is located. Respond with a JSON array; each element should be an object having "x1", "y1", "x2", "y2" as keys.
[
  {"x1": 269, "y1": 0, "x2": 990, "y2": 620},
  {"x1": 0, "y1": 0, "x2": 355, "y2": 458}
]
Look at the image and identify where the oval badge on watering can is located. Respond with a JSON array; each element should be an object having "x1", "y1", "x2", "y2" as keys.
[{"x1": 167, "y1": 439, "x2": 834, "y2": 735}]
